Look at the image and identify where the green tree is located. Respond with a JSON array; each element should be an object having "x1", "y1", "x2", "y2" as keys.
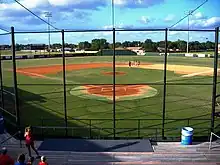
[
  {"x1": 205, "y1": 41, "x2": 215, "y2": 50},
  {"x1": 115, "y1": 42, "x2": 122, "y2": 48},
  {"x1": 78, "y1": 41, "x2": 91, "y2": 50},
  {"x1": 143, "y1": 39, "x2": 155, "y2": 52},
  {"x1": 176, "y1": 40, "x2": 187, "y2": 51},
  {"x1": 52, "y1": 43, "x2": 62, "y2": 49},
  {"x1": 91, "y1": 39, "x2": 109, "y2": 50},
  {"x1": 122, "y1": 41, "x2": 132, "y2": 47}
]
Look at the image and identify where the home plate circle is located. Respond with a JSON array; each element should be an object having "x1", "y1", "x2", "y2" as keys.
[{"x1": 70, "y1": 85, "x2": 158, "y2": 101}]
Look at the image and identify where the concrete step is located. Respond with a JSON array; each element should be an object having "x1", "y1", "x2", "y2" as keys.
[{"x1": 2, "y1": 140, "x2": 220, "y2": 165}]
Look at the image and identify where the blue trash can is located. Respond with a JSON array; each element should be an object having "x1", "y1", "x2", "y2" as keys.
[
  {"x1": 0, "y1": 116, "x2": 5, "y2": 134},
  {"x1": 181, "y1": 127, "x2": 193, "y2": 145}
]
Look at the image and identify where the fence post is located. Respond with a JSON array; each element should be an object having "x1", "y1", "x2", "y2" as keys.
[
  {"x1": 41, "y1": 118, "x2": 43, "y2": 137},
  {"x1": 211, "y1": 27, "x2": 219, "y2": 132},
  {"x1": 138, "y1": 119, "x2": 140, "y2": 138},
  {"x1": 0, "y1": 47, "x2": 4, "y2": 111},
  {"x1": 89, "y1": 119, "x2": 92, "y2": 138},
  {"x1": 62, "y1": 30, "x2": 68, "y2": 137},
  {"x1": 162, "y1": 28, "x2": 168, "y2": 139},
  {"x1": 113, "y1": 27, "x2": 116, "y2": 139},
  {"x1": 11, "y1": 27, "x2": 20, "y2": 129}
]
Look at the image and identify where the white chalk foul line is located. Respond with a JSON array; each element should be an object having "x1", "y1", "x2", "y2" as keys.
[{"x1": 16, "y1": 70, "x2": 74, "y2": 83}]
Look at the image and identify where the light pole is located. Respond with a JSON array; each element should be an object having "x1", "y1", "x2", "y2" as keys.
[
  {"x1": 45, "y1": 12, "x2": 52, "y2": 55},
  {"x1": 186, "y1": 10, "x2": 192, "y2": 53}
]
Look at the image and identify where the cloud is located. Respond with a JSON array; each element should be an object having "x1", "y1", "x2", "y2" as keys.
[
  {"x1": 193, "y1": 12, "x2": 207, "y2": 20},
  {"x1": 114, "y1": 0, "x2": 164, "y2": 8},
  {"x1": 48, "y1": 0, "x2": 107, "y2": 9},
  {"x1": 0, "y1": 0, "x2": 97, "y2": 30},
  {"x1": 0, "y1": 0, "x2": 107, "y2": 10},
  {"x1": 168, "y1": 31, "x2": 214, "y2": 42},
  {"x1": 189, "y1": 17, "x2": 220, "y2": 29},
  {"x1": 0, "y1": 0, "x2": 48, "y2": 10},
  {"x1": 139, "y1": 16, "x2": 151, "y2": 24},
  {"x1": 164, "y1": 14, "x2": 175, "y2": 22},
  {"x1": 59, "y1": 10, "x2": 91, "y2": 22},
  {"x1": 103, "y1": 23, "x2": 134, "y2": 29}
]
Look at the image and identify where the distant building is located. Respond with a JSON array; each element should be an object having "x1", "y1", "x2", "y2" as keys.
[
  {"x1": 126, "y1": 47, "x2": 145, "y2": 55},
  {"x1": 27, "y1": 44, "x2": 46, "y2": 50},
  {"x1": 0, "y1": 45, "x2": 10, "y2": 50},
  {"x1": 56, "y1": 47, "x2": 73, "y2": 52}
]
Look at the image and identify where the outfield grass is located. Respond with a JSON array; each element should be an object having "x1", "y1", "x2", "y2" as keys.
[
  {"x1": 0, "y1": 50, "x2": 75, "y2": 56},
  {"x1": 173, "y1": 51, "x2": 214, "y2": 54},
  {"x1": 0, "y1": 50, "x2": 215, "y2": 56},
  {"x1": 2, "y1": 55, "x2": 220, "y2": 139}
]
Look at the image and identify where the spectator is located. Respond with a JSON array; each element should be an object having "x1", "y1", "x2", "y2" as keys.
[
  {"x1": 24, "y1": 126, "x2": 40, "y2": 158},
  {"x1": 38, "y1": 156, "x2": 48, "y2": 165},
  {"x1": 27, "y1": 157, "x2": 34, "y2": 165},
  {"x1": 14, "y1": 154, "x2": 26, "y2": 165},
  {"x1": 0, "y1": 147, "x2": 14, "y2": 165}
]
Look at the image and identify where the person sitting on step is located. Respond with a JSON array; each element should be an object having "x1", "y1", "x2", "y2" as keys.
[
  {"x1": 0, "y1": 147, "x2": 14, "y2": 165},
  {"x1": 38, "y1": 156, "x2": 48, "y2": 165},
  {"x1": 15, "y1": 154, "x2": 26, "y2": 165}
]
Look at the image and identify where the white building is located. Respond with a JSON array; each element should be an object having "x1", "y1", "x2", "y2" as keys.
[{"x1": 126, "y1": 47, "x2": 145, "y2": 55}]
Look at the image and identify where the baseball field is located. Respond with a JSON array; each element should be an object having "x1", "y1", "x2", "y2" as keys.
[{"x1": 2, "y1": 55, "x2": 220, "y2": 139}]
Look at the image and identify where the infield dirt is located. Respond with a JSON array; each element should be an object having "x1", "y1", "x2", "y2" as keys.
[
  {"x1": 14, "y1": 62, "x2": 213, "y2": 100},
  {"x1": 16, "y1": 62, "x2": 214, "y2": 77}
]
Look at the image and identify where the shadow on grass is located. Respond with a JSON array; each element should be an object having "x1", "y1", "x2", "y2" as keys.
[
  {"x1": 2, "y1": 83, "x2": 214, "y2": 141},
  {"x1": 2, "y1": 86, "x2": 114, "y2": 139}
]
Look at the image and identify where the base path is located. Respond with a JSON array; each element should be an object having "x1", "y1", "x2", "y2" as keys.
[{"x1": 16, "y1": 62, "x2": 214, "y2": 78}]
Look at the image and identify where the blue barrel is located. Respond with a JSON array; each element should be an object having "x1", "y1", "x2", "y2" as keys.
[
  {"x1": 181, "y1": 127, "x2": 193, "y2": 145},
  {"x1": 0, "y1": 116, "x2": 5, "y2": 134}
]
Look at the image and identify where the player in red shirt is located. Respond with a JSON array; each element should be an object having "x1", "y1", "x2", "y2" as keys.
[
  {"x1": 0, "y1": 147, "x2": 14, "y2": 165},
  {"x1": 24, "y1": 126, "x2": 40, "y2": 158},
  {"x1": 38, "y1": 156, "x2": 48, "y2": 165}
]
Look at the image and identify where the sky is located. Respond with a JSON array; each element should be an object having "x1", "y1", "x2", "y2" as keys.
[{"x1": 0, "y1": 0, "x2": 220, "y2": 44}]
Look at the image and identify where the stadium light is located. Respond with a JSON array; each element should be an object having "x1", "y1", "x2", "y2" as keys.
[
  {"x1": 45, "y1": 12, "x2": 52, "y2": 55},
  {"x1": 186, "y1": 10, "x2": 193, "y2": 53},
  {"x1": 111, "y1": 0, "x2": 115, "y2": 28}
]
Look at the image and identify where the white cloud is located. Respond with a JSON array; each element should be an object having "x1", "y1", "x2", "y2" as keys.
[
  {"x1": 114, "y1": 0, "x2": 126, "y2": 5},
  {"x1": 103, "y1": 23, "x2": 133, "y2": 29},
  {"x1": 194, "y1": 12, "x2": 203, "y2": 19},
  {"x1": 114, "y1": 0, "x2": 164, "y2": 8},
  {"x1": 204, "y1": 17, "x2": 220, "y2": 27},
  {"x1": 193, "y1": 12, "x2": 207, "y2": 20},
  {"x1": 189, "y1": 17, "x2": 220, "y2": 28},
  {"x1": 168, "y1": 31, "x2": 187, "y2": 36},
  {"x1": 164, "y1": 14, "x2": 175, "y2": 22},
  {"x1": 0, "y1": 0, "x2": 98, "y2": 30},
  {"x1": 140, "y1": 16, "x2": 150, "y2": 24},
  {"x1": 0, "y1": 0, "x2": 47, "y2": 10}
]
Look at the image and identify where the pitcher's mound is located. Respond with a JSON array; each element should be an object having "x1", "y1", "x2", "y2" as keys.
[{"x1": 102, "y1": 71, "x2": 126, "y2": 76}]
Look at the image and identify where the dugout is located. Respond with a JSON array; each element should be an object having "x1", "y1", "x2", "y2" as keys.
[
  {"x1": 27, "y1": 44, "x2": 46, "y2": 50},
  {"x1": 96, "y1": 49, "x2": 137, "y2": 56}
]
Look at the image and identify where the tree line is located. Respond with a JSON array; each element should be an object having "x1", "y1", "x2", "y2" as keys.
[{"x1": 1, "y1": 39, "x2": 215, "y2": 52}]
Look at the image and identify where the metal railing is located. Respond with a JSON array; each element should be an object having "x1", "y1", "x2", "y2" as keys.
[
  {"x1": 209, "y1": 132, "x2": 220, "y2": 150},
  {"x1": 0, "y1": 130, "x2": 22, "y2": 148},
  {"x1": 37, "y1": 118, "x2": 212, "y2": 140}
]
